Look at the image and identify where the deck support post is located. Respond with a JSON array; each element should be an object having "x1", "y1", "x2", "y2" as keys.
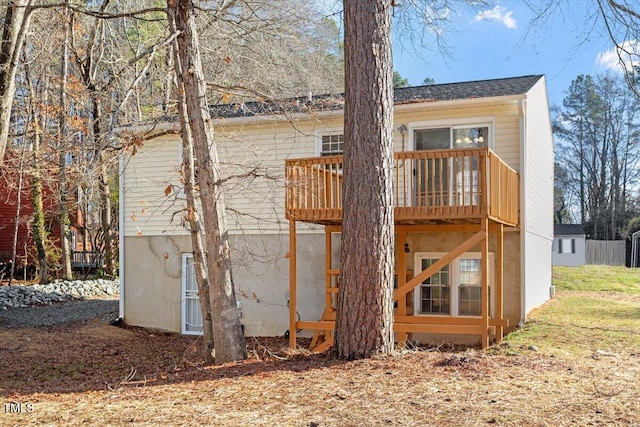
[
  {"x1": 481, "y1": 218, "x2": 490, "y2": 349},
  {"x1": 396, "y1": 229, "x2": 408, "y2": 345},
  {"x1": 496, "y1": 224, "x2": 504, "y2": 342},
  {"x1": 288, "y1": 220, "x2": 297, "y2": 348}
]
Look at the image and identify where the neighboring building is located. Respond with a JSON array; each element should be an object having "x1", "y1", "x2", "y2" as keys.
[
  {"x1": 552, "y1": 224, "x2": 586, "y2": 266},
  {"x1": 0, "y1": 153, "x2": 95, "y2": 279},
  {"x1": 120, "y1": 75, "x2": 554, "y2": 349}
]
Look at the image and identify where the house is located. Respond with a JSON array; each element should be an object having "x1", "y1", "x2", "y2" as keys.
[
  {"x1": 0, "y1": 157, "x2": 83, "y2": 279},
  {"x1": 119, "y1": 75, "x2": 554, "y2": 349},
  {"x1": 552, "y1": 224, "x2": 586, "y2": 266}
]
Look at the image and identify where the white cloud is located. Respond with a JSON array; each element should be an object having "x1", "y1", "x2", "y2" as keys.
[
  {"x1": 473, "y1": 5, "x2": 517, "y2": 30},
  {"x1": 596, "y1": 40, "x2": 640, "y2": 73}
]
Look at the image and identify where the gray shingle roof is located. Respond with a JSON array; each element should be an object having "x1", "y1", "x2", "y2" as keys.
[
  {"x1": 210, "y1": 75, "x2": 544, "y2": 119},
  {"x1": 554, "y1": 224, "x2": 586, "y2": 236}
]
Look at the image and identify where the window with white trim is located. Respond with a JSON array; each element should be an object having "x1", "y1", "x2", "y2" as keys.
[
  {"x1": 413, "y1": 124, "x2": 490, "y2": 207},
  {"x1": 182, "y1": 253, "x2": 204, "y2": 335},
  {"x1": 320, "y1": 133, "x2": 344, "y2": 156},
  {"x1": 414, "y1": 252, "x2": 494, "y2": 317},
  {"x1": 559, "y1": 238, "x2": 576, "y2": 254}
]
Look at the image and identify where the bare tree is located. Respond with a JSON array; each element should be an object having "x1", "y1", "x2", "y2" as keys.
[
  {"x1": 334, "y1": 0, "x2": 395, "y2": 360},
  {"x1": 0, "y1": 0, "x2": 34, "y2": 169},
  {"x1": 57, "y1": 3, "x2": 73, "y2": 279},
  {"x1": 554, "y1": 73, "x2": 640, "y2": 238},
  {"x1": 167, "y1": 0, "x2": 246, "y2": 364}
]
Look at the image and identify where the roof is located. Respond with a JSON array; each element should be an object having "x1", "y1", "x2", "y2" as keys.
[
  {"x1": 554, "y1": 224, "x2": 586, "y2": 236},
  {"x1": 210, "y1": 75, "x2": 544, "y2": 119}
]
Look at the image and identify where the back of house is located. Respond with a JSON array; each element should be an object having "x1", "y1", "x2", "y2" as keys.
[{"x1": 119, "y1": 75, "x2": 554, "y2": 346}]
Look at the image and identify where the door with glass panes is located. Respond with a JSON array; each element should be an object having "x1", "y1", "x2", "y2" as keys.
[{"x1": 413, "y1": 125, "x2": 488, "y2": 207}]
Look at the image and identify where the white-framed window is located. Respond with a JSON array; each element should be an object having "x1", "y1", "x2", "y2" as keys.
[
  {"x1": 181, "y1": 253, "x2": 203, "y2": 335},
  {"x1": 414, "y1": 252, "x2": 494, "y2": 317},
  {"x1": 319, "y1": 133, "x2": 344, "y2": 156},
  {"x1": 559, "y1": 238, "x2": 576, "y2": 254}
]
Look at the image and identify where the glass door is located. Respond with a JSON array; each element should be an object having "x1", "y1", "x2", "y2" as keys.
[{"x1": 414, "y1": 128, "x2": 450, "y2": 207}]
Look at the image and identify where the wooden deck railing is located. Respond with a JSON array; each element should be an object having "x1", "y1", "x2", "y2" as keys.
[
  {"x1": 285, "y1": 148, "x2": 519, "y2": 226},
  {"x1": 71, "y1": 251, "x2": 103, "y2": 269}
]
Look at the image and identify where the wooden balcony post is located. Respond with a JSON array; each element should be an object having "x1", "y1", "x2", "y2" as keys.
[
  {"x1": 496, "y1": 224, "x2": 504, "y2": 342},
  {"x1": 481, "y1": 218, "x2": 489, "y2": 348},
  {"x1": 289, "y1": 220, "x2": 297, "y2": 348},
  {"x1": 396, "y1": 229, "x2": 408, "y2": 345}
]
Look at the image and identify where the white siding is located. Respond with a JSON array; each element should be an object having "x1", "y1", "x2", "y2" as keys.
[
  {"x1": 522, "y1": 232, "x2": 553, "y2": 314},
  {"x1": 123, "y1": 100, "x2": 525, "y2": 236},
  {"x1": 122, "y1": 135, "x2": 187, "y2": 237},
  {"x1": 523, "y1": 78, "x2": 554, "y2": 239},
  {"x1": 521, "y1": 77, "x2": 554, "y2": 314}
]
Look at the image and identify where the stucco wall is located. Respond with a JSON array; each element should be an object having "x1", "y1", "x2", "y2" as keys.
[
  {"x1": 123, "y1": 232, "x2": 330, "y2": 337},
  {"x1": 123, "y1": 235, "x2": 190, "y2": 333}
]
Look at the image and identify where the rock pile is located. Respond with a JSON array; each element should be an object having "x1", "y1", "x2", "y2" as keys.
[{"x1": 0, "y1": 279, "x2": 119, "y2": 310}]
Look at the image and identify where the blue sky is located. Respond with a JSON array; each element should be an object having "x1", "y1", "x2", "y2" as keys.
[
  {"x1": 391, "y1": 1, "x2": 628, "y2": 109},
  {"x1": 322, "y1": 1, "x2": 634, "y2": 110}
]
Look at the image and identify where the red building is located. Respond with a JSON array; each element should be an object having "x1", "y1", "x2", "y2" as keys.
[{"x1": 0, "y1": 153, "x2": 84, "y2": 279}]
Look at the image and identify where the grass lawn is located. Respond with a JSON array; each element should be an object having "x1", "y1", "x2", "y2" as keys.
[{"x1": 1, "y1": 265, "x2": 639, "y2": 426}]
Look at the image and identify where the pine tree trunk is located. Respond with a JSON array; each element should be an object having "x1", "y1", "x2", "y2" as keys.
[
  {"x1": 334, "y1": 0, "x2": 395, "y2": 360},
  {"x1": 168, "y1": 0, "x2": 246, "y2": 364}
]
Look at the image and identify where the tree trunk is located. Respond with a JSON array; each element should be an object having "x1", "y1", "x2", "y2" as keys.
[
  {"x1": 170, "y1": 29, "x2": 215, "y2": 361},
  {"x1": 58, "y1": 5, "x2": 73, "y2": 280},
  {"x1": 24, "y1": 58, "x2": 47, "y2": 284},
  {"x1": 0, "y1": 0, "x2": 33, "y2": 168},
  {"x1": 90, "y1": 93, "x2": 115, "y2": 277},
  {"x1": 168, "y1": 0, "x2": 246, "y2": 364},
  {"x1": 99, "y1": 158, "x2": 115, "y2": 276},
  {"x1": 9, "y1": 146, "x2": 26, "y2": 285},
  {"x1": 334, "y1": 0, "x2": 395, "y2": 360},
  {"x1": 31, "y1": 120, "x2": 48, "y2": 285}
]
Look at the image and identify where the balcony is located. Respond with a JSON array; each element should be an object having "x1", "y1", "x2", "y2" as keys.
[{"x1": 285, "y1": 147, "x2": 519, "y2": 227}]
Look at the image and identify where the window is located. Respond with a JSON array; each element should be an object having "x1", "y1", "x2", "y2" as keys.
[
  {"x1": 413, "y1": 123, "x2": 490, "y2": 207},
  {"x1": 182, "y1": 253, "x2": 203, "y2": 335},
  {"x1": 414, "y1": 125, "x2": 489, "y2": 151},
  {"x1": 559, "y1": 238, "x2": 576, "y2": 254},
  {"x1": 418, "y1": 258, "x2": 451, "y2": 314},
  {"x1": 414, "y1": 252, "x2": 494, "y2": 317},
  {"x1": 320, "y1": 133, "x2": 344, "y2": 156}
]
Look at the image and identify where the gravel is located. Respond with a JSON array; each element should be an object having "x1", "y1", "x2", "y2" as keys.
[{"x1": 0, "y1": 279, "x2": 120, "y2": 328}]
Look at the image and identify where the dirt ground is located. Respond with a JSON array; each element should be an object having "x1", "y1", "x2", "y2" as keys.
[{"x1": 1, "y1": 318, "x2": 639, "y2": 426}]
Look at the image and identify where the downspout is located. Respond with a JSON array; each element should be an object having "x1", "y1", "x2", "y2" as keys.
[
  {"x1": 118, "y1": 152, "x2": 125, "y2": 319},
  {"x1": 518, "y1": 98, "x2": 528, "y2": 327}
]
